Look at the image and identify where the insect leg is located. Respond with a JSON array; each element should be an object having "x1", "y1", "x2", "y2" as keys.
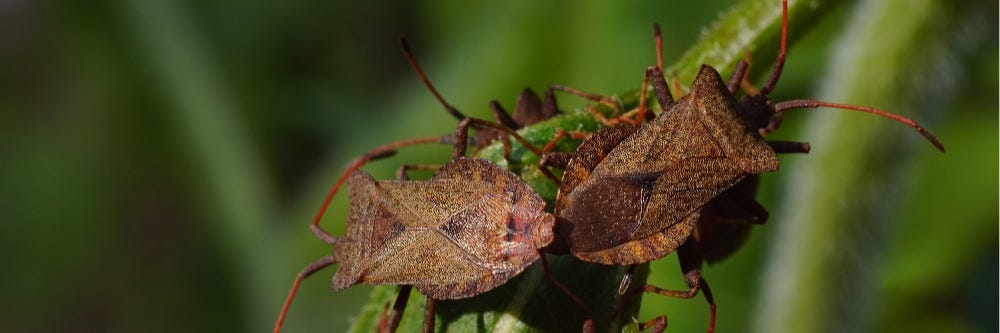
[
  {"x1": 758, "y1": 112, "x2": 784, "y2": 136},
  {"x1": 617, "y1": 66, "x2": 657, "y2": 124},
  {"x1": 395, "y1": 164, "x2": 442, "y2": 181},
  {"x1": 453, "y1": 117, "x2": 544, "y2": 159},
  {"x1": 608, "y1": 270, "x2": 669, "y2": 333},
  {"x1": 547, "y1": 85, "x2": 622, "y2": 113},
  {"x1": 422, "y1": 298, "x2": 437, "y2": 333},
  {"x1": 546, "y1": 84, "x2": 624, "y2": 125},
  {"x1": 538, "y1": 151, "x2": 572, "y2": 185},
  {"x1": 379, "y1": 285, "x2": 413, "y2": 333},
  {"x1": 535, "y1": 129, "x2": 584, "y2": 185},
  {"x1": 488, "y1": 100, "x2": 520, "y2": 130},
  {"x1": 539, "y1": 253, "x2": 594, "y2": 333},
  {"x1": 640, "y1": 280, "x2": 715, "y2": 332},
  {"x1": 641, "y1": 238, "x2": 716, "y2": 333},
  {"x1": 273, "y1": 255, "x2": 339, "y2": 333}
]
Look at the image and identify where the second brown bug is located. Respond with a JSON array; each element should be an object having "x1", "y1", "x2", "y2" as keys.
[{"x1": 538, "y1": 0, "x2": 945, "y2": 331}]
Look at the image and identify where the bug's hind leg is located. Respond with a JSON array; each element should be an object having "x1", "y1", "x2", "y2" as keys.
[{"x1": 379, "y1": 285, "x2": 413, "y2": 333}]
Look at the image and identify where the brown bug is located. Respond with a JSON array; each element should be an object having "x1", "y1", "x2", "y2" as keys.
[
  {"x1": 539, "y1": 0, "x2": 945, "y2": 331},
  {"x1": 272, "y1": 120, "x2": 594, "y2": 333},
  {"x1": 273, "y1": 39, "x2": 592, "y2": 333}
]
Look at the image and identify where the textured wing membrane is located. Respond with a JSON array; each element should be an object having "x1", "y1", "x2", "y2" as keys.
[
  {"x1": 563, "y1": 173, "x2": 656, "y2": 252},
  {"x1": 416, "y1": 268, "x2": 522, "y2": 300},
  {"x1": 555, "y1": 123, "x2": 640, "y2": 214},
  {"x1": 386, "y1": 180, "x2": 492, "y2": 228},
  {"x1": 629, "y1": 157, "x2": 744, "y2": 241},
  {"x1": 574, "y1": 212, "x2": 700, "y2": 265}
]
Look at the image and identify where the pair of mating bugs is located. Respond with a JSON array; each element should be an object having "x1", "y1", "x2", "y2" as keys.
[{"x1": 274, "y1": 1, "x2": 945, "y2": 332}]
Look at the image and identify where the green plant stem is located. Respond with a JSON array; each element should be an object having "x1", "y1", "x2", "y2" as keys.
[{"x1": 754, "y1": 0, "x2": 946, "y2": 332}]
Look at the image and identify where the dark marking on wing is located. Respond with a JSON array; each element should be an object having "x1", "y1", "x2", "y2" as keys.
[{"x1": 563, "y1": 172, "x2": 659, "y2": 252}]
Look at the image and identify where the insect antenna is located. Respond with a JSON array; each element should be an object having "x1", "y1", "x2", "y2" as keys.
[
  {"x1": 401, "y1": 36, "x2": 547, "y2": 159},
  {"x1": 400, "y1": 36, "x2": 466, "y2": 120},
  {"x1": 727, "y1": 52, "x2": 752, "y2": 94},
  {"x1": 756, "y1": 0, "x2": 943, "y2": 152},
  {"x1": 773, "y1": 100, "x2": 945, "y2": 152},
  {"x1": 758, "y1": 0, "x2": 788, "y2": 96},
  {"x1": 653, "y1": 23, "x2": 664, "y2": 73}
]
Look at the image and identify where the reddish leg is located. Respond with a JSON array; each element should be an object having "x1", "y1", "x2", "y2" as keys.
[
  {"x1": 644, "y1": 237, "x2": 716, "y2": 333},
  {"x1": 452, "y1": 117, "x2": 544, "y2": 159},
  {"x1": 274, "y1": 255, "x2": 339, "y2": 333},
  {"x1": 612, "y1": 239, "x2": 716, "y2": 333},
  {"x1": 422, "y1": 298, "x2": 437, "y2": 333},
  {"x1": 379, "y1": 285, "x2": 413, "y2": 333},
  {"x1": 618, "y1": 66, "x2": 658, "y2": 124},
  {"x1": 536, "y1": 128, "x2": 590, "y2": 185},
  {"x1": 539, "y1": 253, "x2": 594, "y2": 333},
  {"x1": 547, "y1": 84, "x2": 624, "y2": 120}
]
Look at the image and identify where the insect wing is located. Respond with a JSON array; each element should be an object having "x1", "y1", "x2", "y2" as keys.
[{"x1": 563, "y1": 66, "x2": 778, "y2": 262}]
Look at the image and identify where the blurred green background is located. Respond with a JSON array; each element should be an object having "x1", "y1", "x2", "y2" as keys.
[{"x1": 1, "y1": 0, "x2": 995, "y2": 332}]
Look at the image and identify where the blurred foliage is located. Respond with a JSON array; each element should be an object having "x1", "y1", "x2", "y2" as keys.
[{"x1": 0, "y1": 0, "x2": 995, "y2": 333}]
